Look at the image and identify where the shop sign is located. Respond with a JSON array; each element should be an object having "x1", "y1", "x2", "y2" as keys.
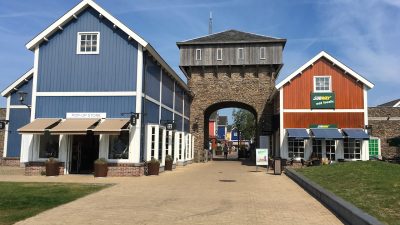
[
  {"x1": 256, "y1": 148, "x2": 268, "y2": 166},
  {"x1": 311, "y1": 93, "x2": 335, "y2": 109},
  {"x1": 66, "y1": 112, "x2": 106, "y2": 119},
  {"x1": 309, "y1": 124, "x2": 337, "y2": 128}
]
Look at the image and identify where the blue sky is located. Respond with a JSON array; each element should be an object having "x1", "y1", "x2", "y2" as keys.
[{"x1": 0, "y1": 0, "x2": 399, "y2": 112}]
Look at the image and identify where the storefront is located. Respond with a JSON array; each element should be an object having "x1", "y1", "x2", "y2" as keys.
[
  {"x1": 275, "y1": 51, "x2": 374, "y2": 162},
  {"x1": 1, "y1": 0, "x2": 193, "y2": 176}
]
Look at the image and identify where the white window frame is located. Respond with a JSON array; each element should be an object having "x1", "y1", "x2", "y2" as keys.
[
  {"x1": 195, "y1": 49, "x2": 202, "y2": 61},
  {"x1": 238, "y1": 48, "x2": 244, "y2": 60},
  {"x1": 343, "y1": 138, "x2": 362, "y2": 160},
  {"x1": 260, "y1": 47, "x2": 266, "y2": 60},
  {"x1": 313, "y1": 76, "x2": 332, "y2": 93},
  {"x1": 76, "y1": 32, "x2": 100, "y2": 55},
  {"x1": 216, "y1": 48, "x2": 223, "y2": 61}
]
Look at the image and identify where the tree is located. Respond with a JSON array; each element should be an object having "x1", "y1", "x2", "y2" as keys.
[{"x1": 232, "y1": 109, "x2": 256, "y2": 140}]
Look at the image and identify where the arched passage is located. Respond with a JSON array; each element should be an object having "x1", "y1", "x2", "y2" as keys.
[{"x1": 203, "y1": 101, "x2": 258, "y2": 150}]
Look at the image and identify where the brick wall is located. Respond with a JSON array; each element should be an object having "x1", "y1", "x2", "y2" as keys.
[
  {"x1": 369, "y1": 107, "x2": 400, "y2": 158},
  {"x1": 25, "y1": 162, "x2": 65, "y2": 176},
  {"x1": 1, "y1": 157, "x2": 20, "y2": 166},
  {"x1": 107, "y1": 163, "x2": 144, "y2": 177},
  {"x1": 0, "y1": 108, "x2": 5, "y2": 159}
]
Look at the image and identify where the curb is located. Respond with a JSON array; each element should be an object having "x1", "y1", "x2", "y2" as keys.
[{"x1": 285, "y1": 168, "x2": 383, "y2": 225}]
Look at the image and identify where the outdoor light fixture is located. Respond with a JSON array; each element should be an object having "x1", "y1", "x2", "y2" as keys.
[
  {"x1": 129, "y1": 113, "x2": 140, "y2": 126},
  {"x1": 365, "y1": 125, "x2": 373, "y2": 135},
  {"x1": 192, "y1": 117, "x2": 199, "y2": 132},
  {"x1": 160, "y1": 120, "x2": 176, "y2": 130},
  {"x1": 17, "y1": 91, "x2": 31, "y2": 109},
  {"x1": 0, "y1": 120, "x2": 9, "y2": 130}
]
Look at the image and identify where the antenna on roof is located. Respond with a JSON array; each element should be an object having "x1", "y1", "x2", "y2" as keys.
[{"x1": 208, "y1": 11, "x2": 213, "y2": 34}]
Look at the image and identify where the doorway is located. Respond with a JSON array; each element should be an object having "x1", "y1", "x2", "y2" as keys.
[{"x1": 69, "y1": 135, "x2": 99, "y2": 174}]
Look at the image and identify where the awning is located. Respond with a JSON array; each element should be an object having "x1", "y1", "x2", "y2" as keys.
[
  {"x1": 18, "y1": 118, "x2": 61, "y2": 134},
  {"x1": 49, "y1": 119, "x2": 100, "y2": 135},
  {"x1": 287, "y1": 129, "x2": 310, "y2": 139},
  {"x1": 311, "y1": 128, "x2": 343, "y2": 139},
  {"x1": 342, "y1": 128, "x2": 369, "y2": 140},
  {"x1": 92, "y1": 119, "x2": 130, "y2": 135}
]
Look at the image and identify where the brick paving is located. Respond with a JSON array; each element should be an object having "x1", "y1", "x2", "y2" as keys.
[{"x1": 0, "y1": 161, "x2": 343, "y2": 225}]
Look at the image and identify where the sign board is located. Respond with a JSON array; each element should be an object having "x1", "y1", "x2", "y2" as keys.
[
  {"x1": 309, "y1": 124, "x2": 337, "y2": 128},
  {"x1": 66, "y1": 112, "x2": 106, "y2": 119},
  {"x1": 256, "y1": 148, "x2": 268, "y2": 166},
  {"x1": 311, "y1": 92, "x2": 335, "y2": 109}
]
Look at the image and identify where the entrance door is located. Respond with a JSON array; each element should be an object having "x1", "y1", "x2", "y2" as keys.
[{"x1": 70, "y1": 135, "x2": 99, "y2": 174}]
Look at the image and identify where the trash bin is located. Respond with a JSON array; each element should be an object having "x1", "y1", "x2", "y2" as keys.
[{"x1": 274, "y1": 157, "x2": 282, "y2": 175}]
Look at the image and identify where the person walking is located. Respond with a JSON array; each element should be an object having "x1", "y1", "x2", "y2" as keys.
[{"x1": 223, "y1": 143, "x2": 228, "y2": 160}]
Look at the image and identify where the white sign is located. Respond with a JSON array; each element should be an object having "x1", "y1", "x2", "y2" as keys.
[
  {"x1": 256, "y1": 148, "x2": 268, "y2": 166},
  {"x1": 66, "y1": 112, "x2": 106, "y2": 119}
]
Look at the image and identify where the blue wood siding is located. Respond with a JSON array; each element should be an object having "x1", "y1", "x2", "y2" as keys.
[
  {"x1": 175, "y1": 86, "x2": 183, "y2": 114},
  {"x1": 144, "y1": 56, "x2": 161, "y2": 101},
  {"x1": 175, "y1": 114, "x2": 183, "y2": 131},
  {"x1": 10, "y1": 77, "x2": 33, "y2": 106},
  {"x1": 7, "y1": 109, "x2": 30, "y2": 157},
  {"x1": 35, "y1": 96, "x2": 135, "y2": 118},
  {"x1": 184, "y1": 119, "x2": 190, "y2": 133},
  {"x1": 217, "y1": 126, "x2": 226, "y2": 140},
  {"x1": 184, "y1": 95, "x2": 190, "y2": 118},
  {"x1": 161, "y1": 72, "x2": 174, "y2": 109},
  {"x1": 37, "y1": 7, "x2": 138, "y2": 92},
  {"x1": 161, "y1": 107, "x2": 173, "y2": 121},
  {"x1": 143, "y1": 99, "x2": 159, "y2": 124}
]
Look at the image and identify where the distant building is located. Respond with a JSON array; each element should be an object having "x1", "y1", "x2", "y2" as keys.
[
  {"x1": 369, "y1": 99, "x2": 400, "y2": 159},
  {"x1": 217, "y1": 116, "x2": 228, "y2": 140}
]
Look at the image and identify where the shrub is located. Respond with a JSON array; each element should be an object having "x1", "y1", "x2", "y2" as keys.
[
  {"x1": 165, "y1": 155, "x2": 173, "y2": 162},
  {"x1": 94, "y1": 158, "x2": 107, "y2": 165}
]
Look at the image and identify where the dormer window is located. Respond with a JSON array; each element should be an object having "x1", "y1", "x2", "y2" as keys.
[
  {"x1": 77, "y1": 32, "x2": 100, "y2": 54},
  {"x1": 314, "y1": 76, "x2": 332, "y2": 92},
  {"x1": 195, "y1": 49, "x2": 202, "y2": 61},
  {"x1": 260, "y1": 47, "x2": 266, "y2": 60},
  {"x1": 238, "y1": 48, "x2": 244, "y2": 60},
  {"x1": 216, "y1": 48, "x2": 223, "y2": 61}
]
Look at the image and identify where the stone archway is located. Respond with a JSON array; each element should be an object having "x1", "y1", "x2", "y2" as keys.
[
  {"x1": 203, "y1": 101, "x2": 257, "y2": 150},
  {"x1": 188, "y1": 67, "x2": 276, "y2": 162}
]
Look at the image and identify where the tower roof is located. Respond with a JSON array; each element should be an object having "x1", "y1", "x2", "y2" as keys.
[{"x1": 177, "y1": 29, "x2": 286, "y2": 46}]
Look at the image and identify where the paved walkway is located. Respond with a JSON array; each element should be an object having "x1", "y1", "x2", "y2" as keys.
[{"x1": 1, "y1": 161, "x2": 343, "y2": 225}]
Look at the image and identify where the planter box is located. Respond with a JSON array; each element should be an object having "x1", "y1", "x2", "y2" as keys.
[
  {"x1": 45, "y1": 162, "x2": 60, "y2": 176},
  {"x1": 165, "y1": 160, "x2": 173, "y2": 171},
  {"x1": 147, "y1": 162, "x2": 160, "y2": 175},
  {"x1": 94, "y1": 163, "x2": 108, "y2": 177}
]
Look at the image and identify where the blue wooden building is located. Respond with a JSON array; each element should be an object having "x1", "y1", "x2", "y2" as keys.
[{"x1": 1, "y1": 0, "x2": 193, "y2": 175}]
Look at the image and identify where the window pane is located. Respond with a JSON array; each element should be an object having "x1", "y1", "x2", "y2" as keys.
[
  {"x1": 108, "y1": 132, "x2": 129, "y2": 159},
  {"x1": 92, "y1": 35, "x2": 97, "y2": 41},
  {"x1": 87, "y1": 35, "x2": 91, "y2": 40},
  {"x1": 39, "y1": 135, "x2": 60, "y2": 158},
  {"x1": 92, "y1": 46, "x2": 97, "y2": 52},
  {"x1": 81, "y1": 35, "x2": 86, "y2": 40}
]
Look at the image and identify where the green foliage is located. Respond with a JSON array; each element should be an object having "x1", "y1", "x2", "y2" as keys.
[
  {"x1": 297, "y1": 161, "x2": 400, "y2": 224},
  {"x1": 165, "y1": 155, "x2": 173, "y2": 162},
  {"x1": 232, "y1": 109, "x2": 256, "y2": 140},
  {"x1": 94, "y1": 158, "x2": 107, "y2": 165},
  {"x1": 148, "y1": 158, "x2": 159, "y2": 164},
  {"x1": 45, "y1": 157, "x2": 58, "y2": 164},
  {"x1": 0, "y1": 182, "x2": 109, "y2": 225}
]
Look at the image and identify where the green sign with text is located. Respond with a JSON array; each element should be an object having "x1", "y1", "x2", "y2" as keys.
[{"x1": 311, "y1": 92, "x2": 335, "y2": 109}]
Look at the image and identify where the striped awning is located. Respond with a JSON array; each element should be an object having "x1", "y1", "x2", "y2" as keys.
[
  {"x1": 287, "y1": 129, "x2": 310, "y2": 139},
  {"x1": 18, "y1": 118, "x2": 61, "y2": 134},
  {"x1": 311, "y1": 128, "x2": 343, "y2": 139},
  {"x1": 342, "y1": 129, "x2": 369, "y2": 140}
]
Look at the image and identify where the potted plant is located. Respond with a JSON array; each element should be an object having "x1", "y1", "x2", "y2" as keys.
[
  {"x1": 147, "y1": 158, "x2": 160, "y2": 175},
  {"x1": 94, "y1": 158, "x2": 108, "y2": 177},
  {"x1": 165, "y1": 155, "x2": 173, "y2": 171},
  {"x1": 45, "y1": 157, "x2": 60, "y2": 176}
]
